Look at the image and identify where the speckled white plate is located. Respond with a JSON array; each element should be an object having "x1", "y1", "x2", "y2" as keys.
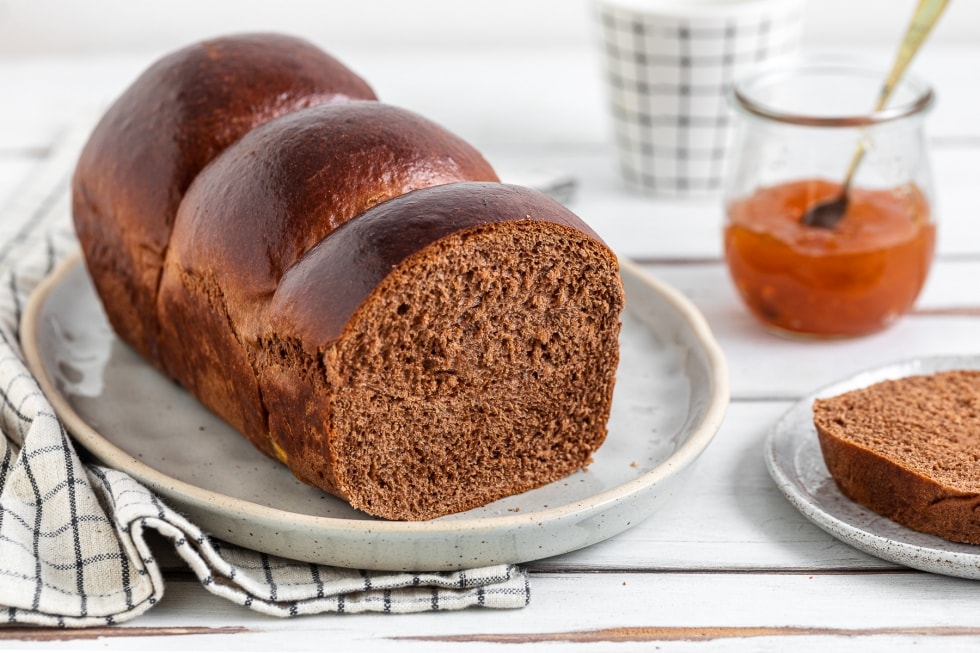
[
  {"x1": 766, "y1": 355, "x2": 980, "y2": 580},
  {"x1": 23, "y1": 254, "x2": 728, "y2": 571}
]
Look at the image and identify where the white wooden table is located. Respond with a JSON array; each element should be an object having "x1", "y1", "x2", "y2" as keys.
[{"x1": 2, "y1": 43, "x2": 979, "y2": 652}]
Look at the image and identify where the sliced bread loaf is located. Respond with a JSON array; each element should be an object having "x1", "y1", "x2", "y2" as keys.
[{"x1": 72, "y1": 34, "x2": 625, "y2": 520}]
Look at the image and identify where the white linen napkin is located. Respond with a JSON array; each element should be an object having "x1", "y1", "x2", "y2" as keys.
[{"x1": 0, "y1": 129, "x2": 529, "y2": 628}]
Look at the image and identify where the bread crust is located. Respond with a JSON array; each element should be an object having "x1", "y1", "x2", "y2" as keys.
[
  {"x1": 813, "y1": 370, "x2": 980, "y2": 544},
  {"x1": 270, "y1": 182, "x2": 596, "y2": 348},
  {"x1": 72, "y1": 33, "x2": 376, "y2": 365},
  {"x1": 162, "y1": 101, "x2": 499, "y2": 344},
  {"x1": 155, "y1": 102, "x2": 500, "y2": 458}
]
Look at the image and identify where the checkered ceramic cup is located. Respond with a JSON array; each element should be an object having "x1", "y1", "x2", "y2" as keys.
[{"x1": 595, "y1": 0, "x2": 805, "y2": 197}]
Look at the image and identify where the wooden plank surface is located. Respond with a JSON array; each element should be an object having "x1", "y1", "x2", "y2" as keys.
[
  {"x1": 7, "y1": 571, "x2": 980, "y2": 652},
  {"x1": 2, "y1": 47, "x2": 979, "y2": 149}
]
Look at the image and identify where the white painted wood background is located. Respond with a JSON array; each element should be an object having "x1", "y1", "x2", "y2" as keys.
[{"x1": 2, "y1": 1, "x2": 980, "y2": 650}]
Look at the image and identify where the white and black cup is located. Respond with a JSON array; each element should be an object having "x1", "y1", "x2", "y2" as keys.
[{"x1": 595, "y1": 0, "x2": 805, "y2": 197}]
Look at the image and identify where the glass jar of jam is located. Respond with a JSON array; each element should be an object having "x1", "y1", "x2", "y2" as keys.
[{"x1": 723, "y1": 57, "x2": 936, "y2": 338}]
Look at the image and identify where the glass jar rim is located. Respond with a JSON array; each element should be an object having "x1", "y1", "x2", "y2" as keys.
[{"x1": 732, "y1": 55, "x2": 934, "y2": 127}]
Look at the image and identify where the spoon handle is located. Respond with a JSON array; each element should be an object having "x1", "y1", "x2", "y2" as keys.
[
  {"x1": 839, "y1": 0, "x2": 949, "y2": 192},
  {"x1": 876, "y1": 0, "x2": 949, "y2": 111}
]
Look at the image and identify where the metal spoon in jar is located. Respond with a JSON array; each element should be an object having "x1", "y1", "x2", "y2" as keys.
[{"x1": 800, "y1": 0, "x2": 950, "y2": 229}]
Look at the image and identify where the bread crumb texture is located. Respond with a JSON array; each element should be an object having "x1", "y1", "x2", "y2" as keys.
[
  {"x1": 325, "y1": 222, "x2": 622, "y2": 520},
  {"x1": 813, "y1": 370, "x2": 980, "y2": 544}
]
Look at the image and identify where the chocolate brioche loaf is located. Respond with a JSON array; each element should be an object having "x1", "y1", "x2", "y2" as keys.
[
  {"x1": 813, "y1": 370, "x2": 980, "y2": 544},
  {"x1": 72, "y1": 33, "x2": 625, "y2": 520}
]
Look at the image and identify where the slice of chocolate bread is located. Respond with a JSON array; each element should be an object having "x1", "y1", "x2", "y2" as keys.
[{"x1": 813, "y1": 370, "x2": 980, "y2": 544}]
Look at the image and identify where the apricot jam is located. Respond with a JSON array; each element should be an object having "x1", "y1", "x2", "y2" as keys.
[{"x1": 724, "y1": 179, "x2": 935, "y2": 337}]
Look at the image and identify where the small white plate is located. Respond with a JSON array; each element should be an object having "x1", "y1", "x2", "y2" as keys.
[
  {"x1": 766, "y1": 355, "x2": 980, "y2": 580},
  {"x1": 23, "y1": 254, "x2": 728, "y2": 571}
]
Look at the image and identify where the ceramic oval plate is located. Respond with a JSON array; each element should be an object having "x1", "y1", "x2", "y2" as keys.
[
  {"x1": 23, "y1": 254, "x2": 728, "y2": 571},
  {"x1": 766, "y1": 355, "x2": 980, "y2": 580}
]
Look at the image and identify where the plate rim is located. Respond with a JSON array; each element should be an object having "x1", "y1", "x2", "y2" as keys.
[
  {"x1": 23, "y1": 253, "x2": 729, "y2": 537},
  {"x1": 764, "y1": 354, "x2": 980, "y2": 578}
]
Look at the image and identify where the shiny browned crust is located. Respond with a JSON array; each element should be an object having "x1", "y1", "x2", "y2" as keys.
[
  {"x1": 813, "y1": 370, "x2": 980, "y2": 544},
  {"x1": 72, "y1": 33, "x2": 376, "y2": 365},
  {"x1": 156, "y1": 103, "x2": 500, "y2": 460},
  {"x1": 270, "y1": 182, "x2": 596, "y2": 347}
]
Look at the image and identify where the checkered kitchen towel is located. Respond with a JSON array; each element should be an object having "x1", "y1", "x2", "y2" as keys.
[{"x1": 0, "y1": 128, "x2": 529, "y2": 628}]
